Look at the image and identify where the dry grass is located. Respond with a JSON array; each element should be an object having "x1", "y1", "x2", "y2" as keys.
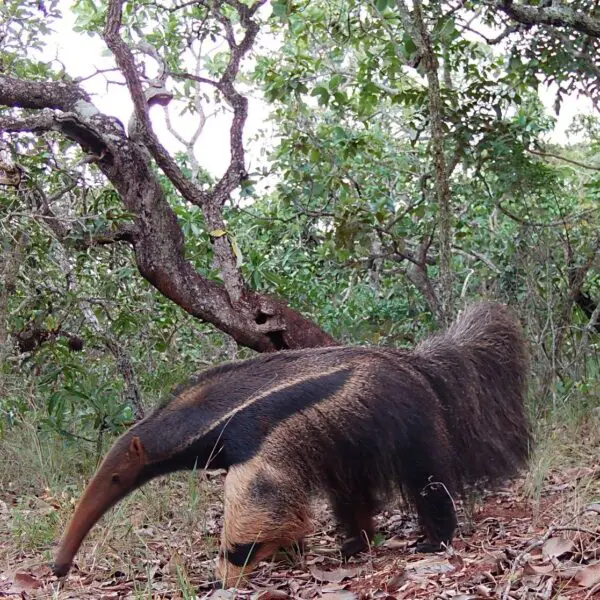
[{"x1": 0, "y1": 409, "x2": 599, "y2": 599}]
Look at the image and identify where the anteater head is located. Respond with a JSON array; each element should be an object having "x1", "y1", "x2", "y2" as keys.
[{"x1": 52, "y1": 434, "x2": 148, "y2": 577}]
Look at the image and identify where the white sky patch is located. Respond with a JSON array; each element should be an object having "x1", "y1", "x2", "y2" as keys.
[
  {"x1": 540, "y1": 84, "x2": 595, "y2": 143},
  {"x1": 41, "y1": 1, "x2": 593, "y2": 184},
  {"x1": 43, "y1": 0, "x2": 276, "y2": 180}
]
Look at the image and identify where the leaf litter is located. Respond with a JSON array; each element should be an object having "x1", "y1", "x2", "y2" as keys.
[{"x1": 1, "y1": 456, "x2": 599, "y2": 599}]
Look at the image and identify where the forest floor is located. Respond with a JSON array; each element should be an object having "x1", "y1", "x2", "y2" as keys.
[{"x1": 1, "y1": 421, "x2": 599, "y2": 600}]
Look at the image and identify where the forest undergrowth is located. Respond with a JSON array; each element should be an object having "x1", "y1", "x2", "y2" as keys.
[{"x1": 1, "y1": 402, "x2": 599, "y2": 600}]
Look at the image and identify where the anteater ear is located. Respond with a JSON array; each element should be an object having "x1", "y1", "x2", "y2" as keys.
[{"x1": 129, "y1": 436, "x2": 147, "y2": 463}]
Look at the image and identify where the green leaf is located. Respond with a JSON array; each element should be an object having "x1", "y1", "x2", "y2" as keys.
[
  {"x1": 231, "y1": 237, "x2": 244, "y2": 267},
  {"x1": 403, "y1": 34, "x2": 418, "y2": 59},
  {"x1": 271, "y1": 0, "x2": 289, "y2": 18},
  {"x1": 329, "y1": 74, "x2": 345, "y2": 90},
  {"x1": 311, "y1": 85, "x2": 330, "y2": 105},
  {"x1": 332, "y1": 126, "x2": 346, "y2": 140}
]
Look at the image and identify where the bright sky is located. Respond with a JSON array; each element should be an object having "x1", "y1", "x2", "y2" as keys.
[
  {"x1": 541, "y1": 85, "x2": 594, "y2": 141},
  {"x1": 43, "y1": 1, "x2": 593, "y2": 181},
  {"x1": 45, "y1": 1, "x2": 274, "y2": 180}
]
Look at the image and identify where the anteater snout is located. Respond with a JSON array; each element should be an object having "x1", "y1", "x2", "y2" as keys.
[{"x1": 51, "y1": 561, "x2": 71, "y2": 578}]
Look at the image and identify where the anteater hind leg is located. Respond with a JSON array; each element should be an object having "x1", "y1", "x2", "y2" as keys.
[
  {"x1": 408, "y1": 466, "x2": 457, "y2": 553},
  {"x1": 330, "y1": 495, "x2": 376, "y2": 559},
  {"x1": 413, "y1": 480, "x2": 457, "y2": 552},
  {"x1": 216, "y1": 459, "x2": 314, "y2": 588}
]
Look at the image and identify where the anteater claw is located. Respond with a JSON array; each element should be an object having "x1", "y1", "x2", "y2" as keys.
[
  {"x1": 341, "y1": 535, "x2": 370, "y2": 559},
  {"x1": 415, "y1": 541, "x2": 445, "y2": 553}
]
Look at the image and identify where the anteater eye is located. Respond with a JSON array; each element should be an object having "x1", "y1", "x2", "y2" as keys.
[{"x1": 111, "y1": 473, "x2": 121, "y2": 484}]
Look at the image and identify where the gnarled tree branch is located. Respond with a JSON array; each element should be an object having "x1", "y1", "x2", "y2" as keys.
[
  {"x1": 0, "y1": 71, "x2": 336, "y2": 353},
  {"x1": 489, "y1": 1, "x2": 600, "y2": 39},
  {"x1": 103, "y1": 0, "x2": 268, "y2": 303}
]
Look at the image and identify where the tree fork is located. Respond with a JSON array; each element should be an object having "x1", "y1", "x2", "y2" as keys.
[{"x1": 0, "y1": 74, "x2": 335, "y2": 353}]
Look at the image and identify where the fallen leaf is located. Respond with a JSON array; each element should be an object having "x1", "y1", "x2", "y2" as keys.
[
  {"x1": 320, "y1": 593, "x2": 357, "y2": 600},
  {"x1": 210, "y1": 590, "x2": 237, "y2": 600},
  {"x1": 309, "y1": 565, "x2": 362, "y2": 583},
  {"x1": 163, "y1": 550, "x2": 185, "y2": 575},
  {"x1": 408, "y1": 557, "x2": 456, "y2": 575},
  {"x1": 520, "y1": 574, "x2": 546, "y2": 589},
  {"x1": 523, "y1": 562, "x2": 554, "y2": 575},
  {"x1": 448, "y1": 553, "x2": 465, "y2": 570},
  {"x1": 586, "y1": 502, "x2": 600, "y2": 514},
  {"x1": 12, "y1": 572, "x2": 42, "y2": 592},
  {"x1": 129, "y1": 510, "x2": 145, "y2": 527},
  {"x1": 385, "y1": 571, "x2": 406, "y2": 592},
  {"x1": 30, "y1": 564, "x2": 52, "y2": 579},
  {"x1": 543, "y1": 537, "x2": 574, "y2": 559},
  {"x1": 252, "y1": 590, "x2": 290, "y2": 600},
  {"x1": 473, "y1": 585, "x2": 492, "y2": 598},
  {"x1": 574, "y1": 562, "x2": 600, "y2": 588},
  {"x1": 554, "y1": 560, "x2": 583, "y2": 580},
  {"x1": 383, "y1": 536, "x2": 410, "y2": 550}
]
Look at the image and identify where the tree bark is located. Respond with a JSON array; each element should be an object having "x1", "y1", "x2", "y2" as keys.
[
  {"x1": 0, "y1": 73, "x2": 336, "y2": 353},
  {"x1": 490, "y1": 1, "x2": 600, "y2": 39},
  {"x1": 396, "y1": 0, "x2": 454, "y2": 324},
  {"x1": 0, "y1": 230, "x2": 26, "y2": 348}
]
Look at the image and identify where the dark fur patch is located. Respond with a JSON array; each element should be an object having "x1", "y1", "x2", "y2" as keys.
[
  {"x1": 163, "y1": 346, "x2": 345, "y2": 407},
  {"x1": 415, "y1": 541, "x2": 446, "y2": 553},
  {"x1": 221, "y1": 542, "x2": 264, "y2": 567},
  {"x1": 341, "y1": 534, "x2": 371, "y2": 559},
  {"x1": 140, "y1": 366, "x2": 352, "y2": 477},
  {"x1": 250, "y1": 472, "x2": 281, "y2": 507},
  {"x1": 72, "y1": 301, "x2": 531, "y2": 574}
]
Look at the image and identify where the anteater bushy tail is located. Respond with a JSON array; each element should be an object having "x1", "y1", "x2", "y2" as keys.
[
  {"x1": 411, "y1": 301, "x2": 532, "y2": 490},
  {"x1": 51, "y1": 299, "x2": 533, "y2": 585}
]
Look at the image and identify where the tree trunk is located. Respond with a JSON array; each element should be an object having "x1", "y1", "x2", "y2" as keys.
[{"x1": 395, "y1": 0, "x2": 454, "y2": 324}]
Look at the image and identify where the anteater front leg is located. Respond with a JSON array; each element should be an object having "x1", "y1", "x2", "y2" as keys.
[
  {"x1": 215, "y1": 460, "x2": 313, "y2": 588},
  {"x1": 330, "y1": 495, "x2": 376, "y2": 559},
  {"x1": 413, "y1": 482, "x2": 457, "y2": 552}
]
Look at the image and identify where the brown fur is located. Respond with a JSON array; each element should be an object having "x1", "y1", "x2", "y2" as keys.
[
  {"x1": 216, "y1": 457, "x2": 314, "y2": 586},
  {"x1": 52, "y1": 301, "x2": 532, "y2": 587}
]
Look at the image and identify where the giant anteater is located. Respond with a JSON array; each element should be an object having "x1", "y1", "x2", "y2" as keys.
[{"x1": 52, "y1": 301, "x2": 532, "y2": 587}]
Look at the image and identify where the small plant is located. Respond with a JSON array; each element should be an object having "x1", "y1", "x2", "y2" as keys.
[
  {"x1": 186, "y1": 462, "x2": 202, "y2": 523},
  {"x1": 11, "y1": 504, "x2": 60, "y2": 552},
  {"x1": 175, "y1": 564, "x2": 197, "y2": 600}
]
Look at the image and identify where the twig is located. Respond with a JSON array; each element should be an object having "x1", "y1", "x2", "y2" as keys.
[
  {"x1": 454, "y1": 245, "x2": 500, "y2": 273},
  {"x1": 458, "y1": 22, "x2": 519, "y2": 45},
  {"x1": 501, "y1": 510, "x2": 597, "y2": 600},
  {"x1": 74, "y1": 67, "x2": 122, "y2": 84},
  {"x1": 501, "y1": 527, "x2": 556, "y2": 600},
  {"x1": 553, "y1": 526, "x2": 600, "y2": 538},
  {"x1": 528, "y1": 147, "x2": 600, "y2": 172}
]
